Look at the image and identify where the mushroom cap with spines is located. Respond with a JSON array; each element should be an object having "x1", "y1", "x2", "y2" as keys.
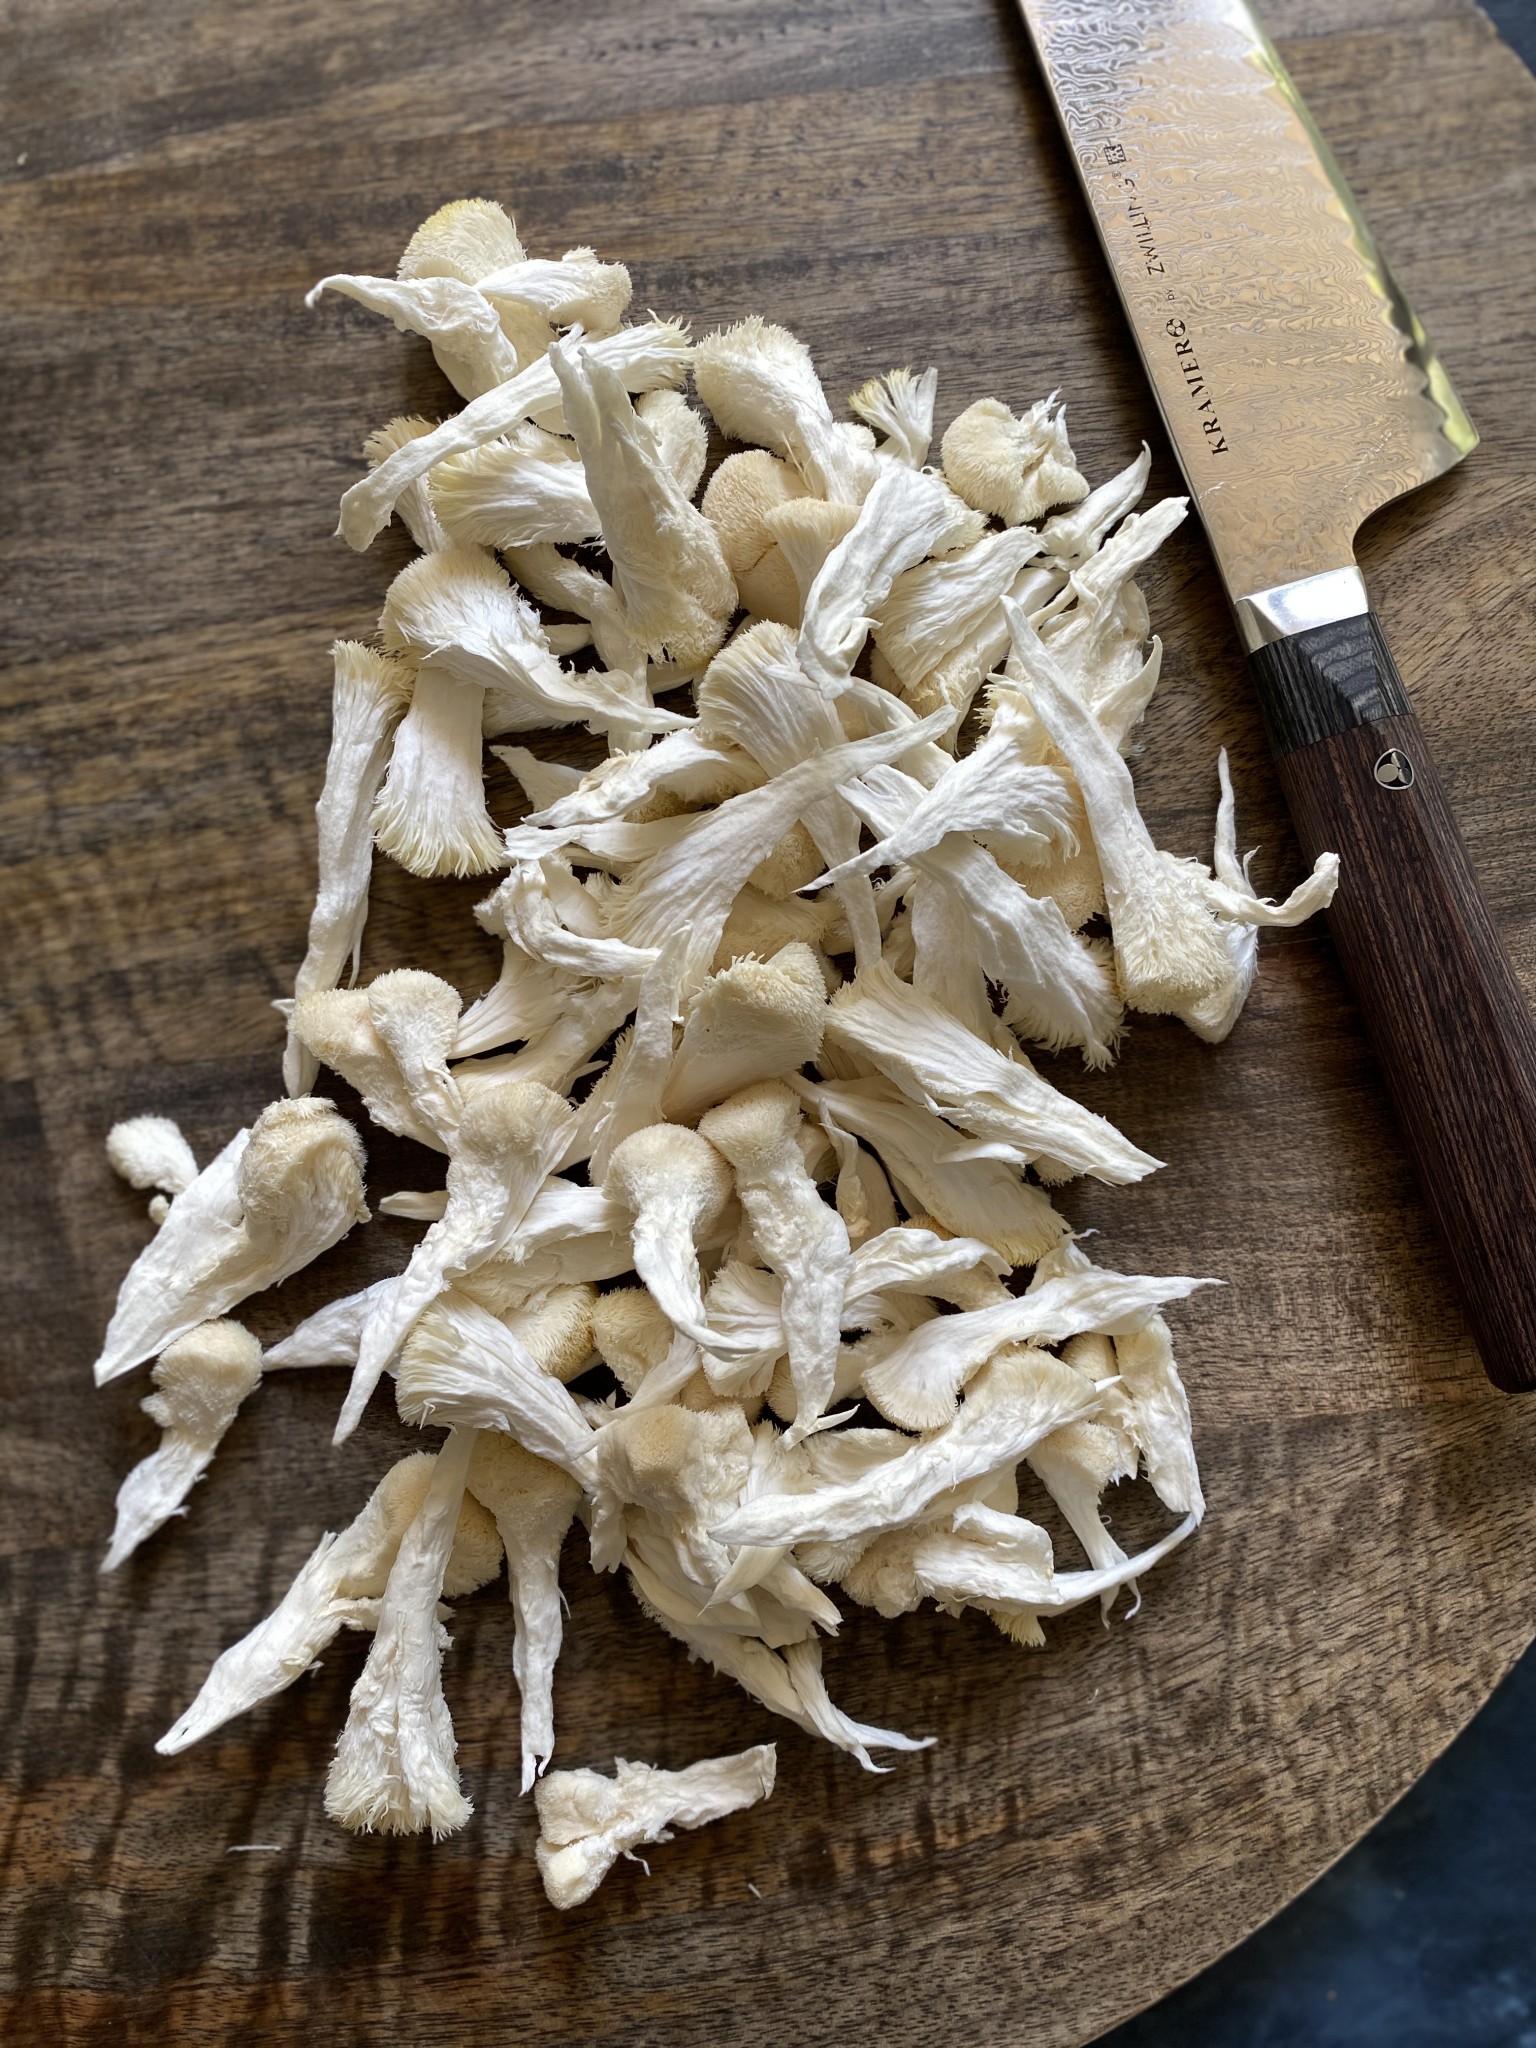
[
  {"x1": 106, "y1": 1115, "x2": 199, "y2": 1199},
  {"x1": 606, "y1": 1124, "x2": 735, "y2": 1234},
  {"x1": 591, "y1": 1286, "x2": 674, "y2": 1397},
  {"x1": 701, "y1": 449, "x2": 806, "y2": 625},
  {"x1": 143, "y1": 1320, "x2": 264, "y2": 1438},
  {"x1": 365, "y1": 970, "x2": 463, "y2": 1054},
  {"x1": 468, "y1": 1433, "x2": 583, "y2": 1558},
  {"x1": 697, "y1": 1080, "x2": 803, "y2": 1182},
  {"x1": 398, "y1": 197, "x2": 526, "y2": 283},
  {"x1": 502, "y1": 1283, "x2": 598, "y2": 1384},
  {"x1": 941, "y1": 395, "x2": 1089, "y2": 528},
  {"x1": 236, "y1": 1097, "x2": 368, "y2": 1242},
  {"x1": 455, "y1": 1078, "x2": 574, "y2": 1168}
]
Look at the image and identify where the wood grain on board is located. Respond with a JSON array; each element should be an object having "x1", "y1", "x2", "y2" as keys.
[{"x1": 2, "y1": 1, "x2": 1534, "y2": 2043}]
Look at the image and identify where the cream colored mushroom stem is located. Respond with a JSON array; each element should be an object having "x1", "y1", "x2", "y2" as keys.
[
  {"x1": 551, "y1": 339, "x2": 735, "y2": 672},
  {"x1": 363, "y1": 417, "x2": 451, "y2": 552},
  {"x1": 101, "y1": 1321, "x2": 263, "y2": 1572},
  {"x1": 660, "y1": 942, "x2": 827, "y2": 1123},
  {"x1": 325, "y1": 1426, "x2": 478, "y2": 1838},
  {"x1": 1026, "y1": 1422, "x2": 1133, "y2": 1582},
  {"x1": 535, "y1": 1746, "x2": 776, "y2": 1910},
  {"x1": 261, "y1": 1279, "x2": 392, "y2": 1371},
  {"x1": 699, "y1": 1084, "x2": 851, "y2": 1444},
  {"x1": 158, "y1": 1452, "x2": 472, "y2": 1754},
  {"x1": 284, "y1": 643, "x2": 414, "y2": 1095},
  {"x1": 604, "y1": 1125, "x2": 754, "y2": 1355},
  {"x1": 469, "y1": 1433, "x2": 583, "y2": 1793},
  {"x1": 336, "y1": 1081, "x2": 576, "y2": 1443},
  {"x1": 338, "y1": 318, "x2": 693, "y2": 550}
]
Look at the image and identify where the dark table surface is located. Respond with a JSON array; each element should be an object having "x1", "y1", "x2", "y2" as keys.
[{"x1": 3, "y1": 0, "x2": 1535, "y2": 2042}]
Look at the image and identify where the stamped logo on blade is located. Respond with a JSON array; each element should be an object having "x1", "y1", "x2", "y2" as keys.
[{"x1": 1164, "y1": 318, "x2": 1229, "y2": 455}]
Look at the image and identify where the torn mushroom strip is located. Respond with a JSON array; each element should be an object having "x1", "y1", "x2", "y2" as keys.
[{"x1": 98, "y1": 196, "x2": 1339, "y2": 1896}]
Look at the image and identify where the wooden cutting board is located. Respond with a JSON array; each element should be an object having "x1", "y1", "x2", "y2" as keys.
[{"x1": 2, "y1": 1, "x2": 1533, "y2": 2041}]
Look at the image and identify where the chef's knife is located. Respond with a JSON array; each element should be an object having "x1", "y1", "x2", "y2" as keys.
[{"x1": 1016, "y1": 0, "x2": 1536, "y2": 1393}]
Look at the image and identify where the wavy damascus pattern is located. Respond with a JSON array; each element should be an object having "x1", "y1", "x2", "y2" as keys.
[{"x1": 1018, "y1": 0, "x2": 1476, "y2": 601}]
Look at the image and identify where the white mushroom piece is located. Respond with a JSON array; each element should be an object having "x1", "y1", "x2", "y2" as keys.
[
  {"x1": 661, "y1": 942, "x2": 828, "y2": 1122},
  {"x1": 394, "y1": 1295, "x2": 596, "y2": 1473},
  {"x1": 372, "y1": 545, "x2": 681, "y2": 880},
  {"x1": 551, "y1": 338, "x2": 736, "y2": 672},
  {"x1": 604, "y1": 1125, "x2": 743, "y2": 1354},
  {"x1": 96, "y1": 209, "x2": 1348, "y2": 1867},
  {"x1": 700, "y1": 450, "x2": 807, "y2": 625},
  {"x1": 823, "y1": 964, "x2": 1158, "y2": 1185},
  {"x1": 797, "y1": 462, "x2": 978, "y2": 698},
  {"x1": 429, "y1": 422, "x2": 600, "y2": 552},
  {"x1": 325, "y1": 1426, "x2": 483, "y2": 1837},
  {"x1": 337, "y1": 317, "x2": 693, "y2": 552},
  {"x1": 106, "y1": 1113, "x2": 199, "y2": 1225},
  {"x1": 362, "y1": 418, "x2": 451, "y2": 553},
  {"x1": 694, "y1": 316, "x2": 876, "y2": 503},
  {"x1": 157, "y1": 1448, "x2": 502, "y2": 1755},
  {"x1": 536, "y1": 1745, "x2": 777, "y2": 1909},
  {"x1": 941, "y1": 393, "x2": 1088, "y2": 527},
  {"x1": 283, "y1": 643, "x2": 415, "y2": 1094},
  {"x1": 467, "y1": 1433, "x2": 583, "y2": 1792},
  {"x1": 290, "y1": 969, "x2": 464, "y2": 1151},
  {"x1": 849, "y1": 365, "x2": 938, "y2": 468},
  {"x1": 101, "y1": 1320, "x2": 265, "y2": 1572},
  {"x1": 1003, "y1": 598, "x2": 1337, "y2": 1021},
  {"x1": 336, "y1": 1079, "x2": 577, "y2": 1441},
  {"x1": 698, "y1": 1084, "x2": 851, "y2": 1443},
  {"x1": 95, "y1": 1098, "x2": 369, "y2": 1386}
]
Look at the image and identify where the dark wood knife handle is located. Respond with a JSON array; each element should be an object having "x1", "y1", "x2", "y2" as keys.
[{"x1": 1249, "y1": 612, "x2": 1536, "y2": 1394}]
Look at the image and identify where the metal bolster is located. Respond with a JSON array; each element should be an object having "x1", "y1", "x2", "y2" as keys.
[{"x1": 1232, "y1": 566, "x2": 1370, "y2": 653}]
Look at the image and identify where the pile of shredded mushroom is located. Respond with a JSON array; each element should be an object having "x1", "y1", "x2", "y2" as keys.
[{"x1": 95, "y1": 200, "x2": 1338, "y2": 1906}]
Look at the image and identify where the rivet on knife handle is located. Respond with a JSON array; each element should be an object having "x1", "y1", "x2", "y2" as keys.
[{"x1": 1017, "y1": 0, "x2": 1536, "y2": 1391}]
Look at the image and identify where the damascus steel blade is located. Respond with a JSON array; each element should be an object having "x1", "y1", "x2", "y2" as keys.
[{"x1": 1016, "y1": 0, "x2": 1476, "y2": 643}]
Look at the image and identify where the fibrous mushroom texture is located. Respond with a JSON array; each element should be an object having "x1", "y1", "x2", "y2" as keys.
[
  {"x1": 96, "y1": 196, "x2": 1339, "y2": 1901},
  {"x1": 535, "y1": 1745, "x2": 776, "y2": 1909}
]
